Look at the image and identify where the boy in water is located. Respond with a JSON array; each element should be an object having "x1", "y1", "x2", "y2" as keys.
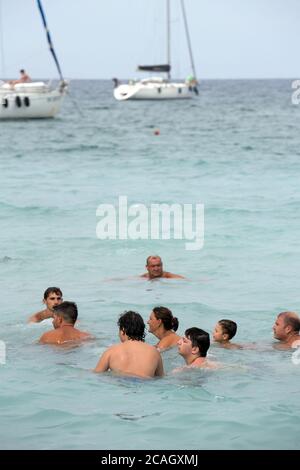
[
  {"x1": 28, "y1": 287, "x2": 63, "y2": 323},
  {"x1": 213, "y1": 319, "x2": 242, "y2": 349},
  {"x1": 177, "y1": 327, "x2": 218, "y2": 369}
]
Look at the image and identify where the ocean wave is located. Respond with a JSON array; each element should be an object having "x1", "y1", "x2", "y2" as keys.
[{"x1": 0, "y1": 201, "x2": 71, "y2": 214}]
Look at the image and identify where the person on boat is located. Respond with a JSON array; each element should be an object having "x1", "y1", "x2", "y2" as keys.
[
  {"x1": 28, "y1": 287, "x2": 63, "y2": 323},
  {"x1": 273, "y1": 311, "x2": 300, "y2": 349},
  {"x1": 9, "y1": 69, "x2": 31, "y2": 86},
  {"x1": 94, "y1": 311, "x2": 164, "y2": 378},
  {"x1": 147, "y1": 306, "x2": 181, "y2": 351},
  {"x1": 186, "y1": 75, "x2": 199, "y2": 95},
  {"x1": 213, "y1": 319, "x2": 242, "y2": 350},
  {"x1": 177, "y1": 327, "x2": 218, "y2": 369},
  {"x1": 140, "y1": 255, "x2": 185, "y2": 280},
  {"x1": 39, "y1": 301, "x2": 91, "y2": 345}
]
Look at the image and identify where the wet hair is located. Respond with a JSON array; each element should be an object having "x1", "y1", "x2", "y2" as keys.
[
  {"x1": 20, "y1": 69, "x2": 25, "y2": 74},
  {"x1": 218, "y1": 319, "x2": 237, "y2": 340},
  {"x1": 53, "y1": 301, "x2": 78, "y2": 325},
  {"x1": 279, "y1": 311, "x2": 300, "y2": 333},
  {"x1": 146, "y1": 255, "x2": 162, "y2": 266},
  {"x1": 153, "y1": 306, "x2": 179, "y2": 332},
  {"x1": 185, "y1": 327, "x2": 210, "y2": 357},
  {"x1": 43, "y1": 287, "x2": 63, "y2": 300},
  {"x1": 118, "y1": 311, "x2": 145, "y2": 341}
]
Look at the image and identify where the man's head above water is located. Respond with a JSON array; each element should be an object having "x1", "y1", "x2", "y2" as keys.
[
  {"x1": 141, "y1": 255, "x2": 185, "y2": 280},
  {"x1": 146, "y1": 255, "x2": 163, "y2": 279}
]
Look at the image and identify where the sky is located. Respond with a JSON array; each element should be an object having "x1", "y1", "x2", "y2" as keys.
[{"x1": 0, "y1": 0, "x2": 299, "y2": 80}]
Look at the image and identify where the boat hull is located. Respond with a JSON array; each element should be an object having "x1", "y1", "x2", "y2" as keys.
[
  {"x1": 114, "y1": 81, "x2": 193, "y2": 101},
  {"x1": 0, "y1": 85, "x2": 66, "y2": 119}
]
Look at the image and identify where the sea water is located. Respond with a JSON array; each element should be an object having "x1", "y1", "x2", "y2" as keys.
[{"x1": 0, "y1": 79, "x2": 300, "y2": 449}]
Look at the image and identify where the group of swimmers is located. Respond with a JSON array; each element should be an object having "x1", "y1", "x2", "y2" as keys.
[{"x1": 27, "y1": 255, "x2": 300, "y2": 379}]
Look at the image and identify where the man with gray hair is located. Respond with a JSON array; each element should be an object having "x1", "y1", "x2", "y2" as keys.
[{"x1": 141, "y1": 255, "x2": 185, "y2": 280}]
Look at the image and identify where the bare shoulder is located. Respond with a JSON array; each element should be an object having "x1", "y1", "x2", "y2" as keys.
[
  {"x1": 224, "y1": 342, "x2": 243, "y2": 350},
  {"x1": 106, "y1": 343, "x2": 122, "y2": 353},
  {"x1": 81, "y1": 331, "x2": 93, "y2": 340},
  {"x1": 145, "y1": 342, "x2": 162, "y2": 357},
  {"x1": 163, "y1": 271, "x2": 185, "y2": 279},
  {"x1": 205, "y1": 360, "x2": 221, "y2": 369},
  {"x1": 39, "y1": 330, "x2": 56, "y2": 344}
]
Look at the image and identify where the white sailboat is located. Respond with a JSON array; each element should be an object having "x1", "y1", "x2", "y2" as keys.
[
  {"x1": 0, "y1": 0, "x2": 67, "y2": 119},
  {"x1": 113, "y1": 0, "x2": 198, "y2": 101}
]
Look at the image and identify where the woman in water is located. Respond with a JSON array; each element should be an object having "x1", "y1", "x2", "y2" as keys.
[{"x1": 147, "y1": 306, "x2": 180, "y2": 351}]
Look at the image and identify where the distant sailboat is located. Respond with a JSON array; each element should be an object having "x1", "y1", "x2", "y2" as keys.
[
  {"x1": 0, "y1": 0, "x2": 67, "y2": 119},
  {"x1": 113, "y1": 0, "x2": 198, "y2": 101}
]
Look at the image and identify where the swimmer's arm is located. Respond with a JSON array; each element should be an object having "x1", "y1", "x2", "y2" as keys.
[
  {"x1": 164, "y1": 272, "x2": 186, "y2": 279},
  {"x1": 93, "y1": 349, "x2": 111, "y2": 373},
  {"x1": 28, "y1": 309, "x2": 53, "y2": 323},
  {"x1": 155, "y1": 354, "x2": 164, "y2": 377}
]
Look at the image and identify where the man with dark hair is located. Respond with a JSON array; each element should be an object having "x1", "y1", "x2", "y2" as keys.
[
  {"x1": 213, "y1": 319, "x2": 242, "y2": 349},
  {"x1": 273, "y1": 311, "x2": 300, "y2": 349},
  {"x1": 177, "y1": 327, "x2": 218, "y2": 369},
  {"x1": 39, "y1": 301, "x2": 91, "y2": 345},
  {"x1": 94, "y1": 311, "x2": 164, "y2": 378},
  {"x1": 28, "y1": 287, "x2": 63, "y2": 323},
  {"x1": 141, "y1": 255, "x2": 185, "y2": 280}
]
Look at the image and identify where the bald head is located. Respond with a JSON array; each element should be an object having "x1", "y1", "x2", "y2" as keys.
[
  {"x1": 146, "y1": 255, "x2": 162, "y2": 266},
  {"x1": 278, "y1": 311, "x2": 300, "y2": 333}
]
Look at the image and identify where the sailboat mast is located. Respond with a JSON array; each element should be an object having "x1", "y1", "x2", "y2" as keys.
[
  {"x1": 0, "y1": 0, "x2": 6, "y2": 79},
  {"x1": 36, "y1": 0, "x2": 64, "y2": 82},
  {"x1": 166, "y1": 0, "x2": 171, "y2": 80},
  {"x1": 180, "y1": 0, "x2": 197, "y2": 80}
]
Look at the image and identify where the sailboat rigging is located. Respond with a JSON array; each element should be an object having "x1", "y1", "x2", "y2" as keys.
[
  {"x1": 113, "y1": 0, "x2": 198, "y2": 101},
  {"x1": 0, "y1": 0, "x2": 67, "y2": 119}
]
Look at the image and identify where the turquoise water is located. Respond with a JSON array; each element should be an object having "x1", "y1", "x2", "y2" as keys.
[{"x1": 0, "y1": 80, "x2": 300, "y2": 449}]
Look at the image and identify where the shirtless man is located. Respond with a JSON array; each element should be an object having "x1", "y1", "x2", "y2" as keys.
[
  {"x1": 39, "y1": 301, "x2": 91, "y2": 345},
  {"x1": 177, "y1": 327, "x2": 217, "y2": 369},
  {"x1": 141, "y1": 255, "x2": 185, "y2": 280},
  {"x1": 94, "y1": 311, "x2": 164, "y2": 378},
  {"x1": 273, "y1": 311, "x2": 300, "y2": 349},
  {"x1": 28, "y1": 287, "x2": 63, "y2": 323},
  {"x1": 10, "y1": 69, "x2": 31, "y2": 85}
]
